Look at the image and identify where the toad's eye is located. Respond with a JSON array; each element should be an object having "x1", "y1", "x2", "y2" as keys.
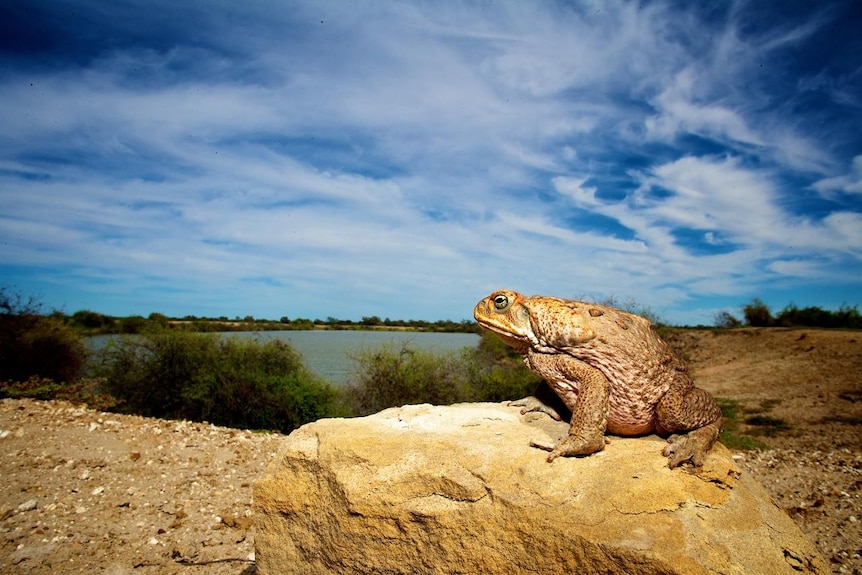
[{"x1": 493, "y1": 294, "x2": 509, "y2": 310}]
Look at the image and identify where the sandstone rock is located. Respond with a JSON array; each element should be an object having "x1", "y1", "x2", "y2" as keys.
[{"x1": 254, "y1": 403, "x2": 827, "y2": 575}]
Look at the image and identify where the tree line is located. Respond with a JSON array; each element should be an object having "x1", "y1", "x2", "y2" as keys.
[
  {"x1": 64, "y1": 309, "x2": 479, "y2": 335},
  {"x1": 715, "y1": 299, "x2": 862, "y2": 329}
]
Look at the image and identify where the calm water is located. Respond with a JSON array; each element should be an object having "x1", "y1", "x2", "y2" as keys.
[
  {"x1": 233, "y1": 330, "x2": 479, "y2": 385},
  {"x1": 89, "y1": 330, "x2": 480, "y2": 386}
]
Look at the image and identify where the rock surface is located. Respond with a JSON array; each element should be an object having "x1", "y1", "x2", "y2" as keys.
[{"x1": 254, "y1": 403, "x2": 828, "y2": 575}]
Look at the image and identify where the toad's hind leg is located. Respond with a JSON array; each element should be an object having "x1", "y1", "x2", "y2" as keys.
[{"x1": 656, "y1": 373, "x2": 723, "y2": 468}]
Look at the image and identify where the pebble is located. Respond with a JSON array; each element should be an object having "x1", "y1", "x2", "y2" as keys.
[{"x1": 16, "y1": 499, "x2": 38, "y2": 512}]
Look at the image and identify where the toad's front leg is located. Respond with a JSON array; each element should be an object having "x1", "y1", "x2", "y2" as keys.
[{"x1": 525, "y1": 352, "x2": 610, "y2": 462}]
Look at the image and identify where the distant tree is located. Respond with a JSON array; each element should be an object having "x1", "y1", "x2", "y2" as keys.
[
  {"x1": 120, "y1": 315, "x2": 148, "y2": 334},
  {"x1": 835, "y1": 304, "x2": 862, "y2": 329},
  {"x1": 774, "y1": 303, "x2": 862, "y2": 329},
  {"x1": 72, "y1": 309, "x2": 112, "y2": 330},
  {"x1": 361, "y1": 316, "x2": 382, "y2": 326},
  {"x1": 742, "y1": 299, "x2": 773, "y2": 327},
  {"x1": 714, "y1": 311, "x2": 742, "y2": 329},
  {"x1": 148, "y1": 312, "x2": 170, "y2": 328}
]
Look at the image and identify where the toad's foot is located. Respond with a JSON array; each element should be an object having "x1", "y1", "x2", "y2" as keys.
[
  {"x1": 531, "y1": 434, "x2": 607, "y2": 463},
  {"x1": 661, "y1": 420, "x2": 723, "y2": 468},
  {"x1": 509, "y1": 395, "x2": 562, "y2": 421}
]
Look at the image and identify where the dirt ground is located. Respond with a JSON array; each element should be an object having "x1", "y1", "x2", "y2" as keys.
[
  {"x1": 665, "y1": 328, "x2": 862, "y2": 574},
  {"x1": 1, "y1": 327, "x2": 860, "y2": 574}
]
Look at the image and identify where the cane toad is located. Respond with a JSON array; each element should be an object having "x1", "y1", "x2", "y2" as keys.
[{"x1": 474, "y1": 290, "x2": 723, "y2": 468}]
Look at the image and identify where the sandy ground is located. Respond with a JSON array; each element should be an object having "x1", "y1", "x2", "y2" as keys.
[
  {"x1": 667, "y1": 328, "x2": 862, "y2": 574},
  {"x1": 1, "y1": 327, "x2": 860, "y2": 574}
]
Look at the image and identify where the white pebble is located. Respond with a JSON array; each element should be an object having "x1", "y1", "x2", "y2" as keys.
[{"x1": 16, "y1": 499, "x2": 38, "y2": 512}]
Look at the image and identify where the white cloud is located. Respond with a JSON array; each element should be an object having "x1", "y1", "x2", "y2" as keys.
[
  {"x1": 767, "y1": 260, "x2": 821, "y2": 278},
  {"x1": 813, "y1": 155, "x2": 862, "y2": 197},
  {"x1": 552, "y1": 176, "x2": 601, "y2": 209},
  {"x1": 551, "y1": 154, "x2": 861, "y2": 296},
  {"x1": 643, "y1": 155, "x2": 781, "y2": 237},
  {"x1": 645, "y1": 69, "x2": 763, "y2": 147}
]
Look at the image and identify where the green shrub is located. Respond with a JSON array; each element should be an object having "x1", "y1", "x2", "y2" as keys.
[
  {"x1": 343, "y1": 343, "x2": 468, "y2": 416},
  {"x1": 343, "y1": 332, "x2": 540, "y2": 416},
  {"x1": 0, "y1": 290, "x2": 88, "y2": 384},
  {"x1": 460, "y1": 331, "x2": 541, "y2": 402},
  {"x1": 95, "y1": 330, "x2": 337, "y2": 431}
]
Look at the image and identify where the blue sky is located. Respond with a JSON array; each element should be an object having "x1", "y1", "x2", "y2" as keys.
[{"x1": 1, "y1": 0, "x2": 860, "y2": 325}]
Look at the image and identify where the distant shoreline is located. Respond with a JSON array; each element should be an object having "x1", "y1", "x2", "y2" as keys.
[
  {"x1": 167, "y1": 320, "x2": 463, "y2": 332},
  {"x1": 72, "y1": 317, "x2": 480, "y2": 336}
]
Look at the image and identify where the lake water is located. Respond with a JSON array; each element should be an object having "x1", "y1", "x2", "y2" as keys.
[
  {"x1": 233, "y1": 331, "x2": 480, "y2": 385},
  {"x1": 89, "y1": 330, "x2": 480, "y2": 386}
]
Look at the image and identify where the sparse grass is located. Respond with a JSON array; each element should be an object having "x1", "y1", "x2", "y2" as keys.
[
  {"x1": 756, "y1": 398, "x2": 782, "y2": 411},
  {"x1": 715, "y1": 397, "x2": 772, "y2": 451},
  {"x1": 736, "y1": 398, "x2": 792, "y2": 437},
  {"x1": 720, "y1": 432, "x2": 772, "y2": 451},
  {"x1": 716, "y1": 397, "x2": 742, "y2": 425},
  {"x1": 744, "y1": 414, "x2": 791, "y2": 436},
  {"x1": 820, "y1": 415, "x2": 862, "y2": 425}
]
